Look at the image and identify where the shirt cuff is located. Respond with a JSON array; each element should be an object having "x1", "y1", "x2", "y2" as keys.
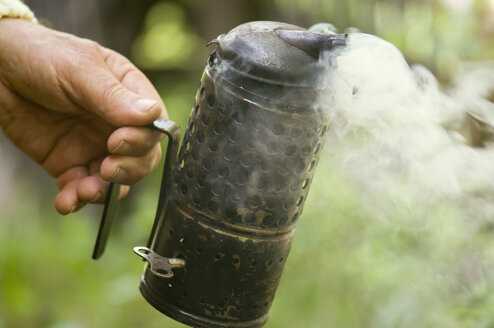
[{"x1": 0, "y1": 0, "x2": 37, "y2": 23}]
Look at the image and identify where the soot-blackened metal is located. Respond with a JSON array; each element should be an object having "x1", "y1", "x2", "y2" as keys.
[
  {"x1": 139, "y1": 60, "x2": 330, "y2": 327},
  {"x1": 94, "y1": 21, "x2": 346, "y2": 328}
]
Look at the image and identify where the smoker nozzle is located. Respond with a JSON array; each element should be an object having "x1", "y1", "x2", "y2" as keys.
[{"x1": 275, "y1": 29, "x2": 347, "y2": 59}]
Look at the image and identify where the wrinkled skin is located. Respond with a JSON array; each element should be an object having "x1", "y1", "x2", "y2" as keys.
[{"x1": 0, "y1": 19, "x2": 167, "y2": 214}]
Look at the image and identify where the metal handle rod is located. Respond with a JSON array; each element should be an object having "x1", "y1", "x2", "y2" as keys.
[
  {"x1": 92, "y1": 118, "x2": 181, "y2": 260},
  {"x1": 91, "y1": 183, "x2": 120, "y2": 259},
  {"x1": 144, "y1": 119, "x2": 181, "y2": 249}
]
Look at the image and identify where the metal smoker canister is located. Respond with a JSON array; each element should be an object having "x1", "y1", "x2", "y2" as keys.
[{"x1": 92, "y1": 21, "x2": 346, "y2": 328}]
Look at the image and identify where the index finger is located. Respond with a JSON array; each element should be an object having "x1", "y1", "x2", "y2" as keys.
[{"x1": 100, "y1": 47, "x2": 168, "y2": 120}]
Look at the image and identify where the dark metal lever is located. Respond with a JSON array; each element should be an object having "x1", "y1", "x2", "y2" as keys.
[{"x1": 92, "y1": 118, "x2": 181, "y2": 260}]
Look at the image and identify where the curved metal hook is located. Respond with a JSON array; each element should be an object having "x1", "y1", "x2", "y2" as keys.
[{"x1": 92, "y1": 118, "x2": 181, "y2": 260}]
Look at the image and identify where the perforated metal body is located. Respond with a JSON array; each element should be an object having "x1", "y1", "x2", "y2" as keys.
[{"x1": 137, "y1": 21, "x2": 345, "y2": 328}]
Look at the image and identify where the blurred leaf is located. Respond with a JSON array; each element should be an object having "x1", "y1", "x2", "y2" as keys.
[{"x1": 132, "y1": 2, "x2": 203, "y2": 70}]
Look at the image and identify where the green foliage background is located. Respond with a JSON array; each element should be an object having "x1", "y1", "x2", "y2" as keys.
[{"x1": 1, "y1": 0, "x2": 494, "y2": 327}]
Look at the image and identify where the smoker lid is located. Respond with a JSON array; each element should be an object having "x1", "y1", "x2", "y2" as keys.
[{"x1": 213, "y1": 21, "x2": 346, "y2": 87}]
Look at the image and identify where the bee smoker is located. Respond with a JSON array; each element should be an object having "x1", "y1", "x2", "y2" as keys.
[{"x1": 92, "y1": 21, "x2": 346, "y2": 328}]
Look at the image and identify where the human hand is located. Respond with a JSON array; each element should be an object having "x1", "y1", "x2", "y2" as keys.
[{"x1": 0, "y1": 18, "x2": 166, "y2": 214}]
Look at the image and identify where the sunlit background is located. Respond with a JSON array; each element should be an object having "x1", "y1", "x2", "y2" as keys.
[{"x1": 1, "y1": 0, "x2": 494, "y2": 327}]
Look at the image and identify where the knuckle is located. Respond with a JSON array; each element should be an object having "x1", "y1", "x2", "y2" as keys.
[
  {"x1": 144, "y1": 132, "x2": 158, "y2": 150},
  {"x1": 101, "y1": 81, "x2": 126, "y2": 123},
  {"x1": 77, "y1": 38, "x2": 101, "y2": 56},
  {"x1": 102, "y1": 48, "x2": 136, "y2": 82},
  {"x1": 102, "y1": 80, "x2": 124, "y2": 101}
]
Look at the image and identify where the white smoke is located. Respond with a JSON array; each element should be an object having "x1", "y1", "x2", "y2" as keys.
[
  {"x1": 294, "y1": 29, "x2": 494, "y2": 327},
  {"x1": 318, "y1": 32, "x2": 494, "y2": 225}
]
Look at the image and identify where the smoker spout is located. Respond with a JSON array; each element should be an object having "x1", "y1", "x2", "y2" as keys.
[{"x1": 275, "y1": 29, "x2": 347, "y2": 59}]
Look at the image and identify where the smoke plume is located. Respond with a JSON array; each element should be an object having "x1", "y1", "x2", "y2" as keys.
[{"x1": 305, "y1": 27, "x2": 494, "y2": 326}]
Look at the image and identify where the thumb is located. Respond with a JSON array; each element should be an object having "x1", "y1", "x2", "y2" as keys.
[{"x1": 66, "y1": 59, "x2": 162, "y2": 127}]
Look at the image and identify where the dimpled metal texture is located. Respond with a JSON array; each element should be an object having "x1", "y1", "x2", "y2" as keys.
[
  {"x1": 178, "y1": 67, "x2": 328, "y2": 232},
  {"x1": 138, "y1": 55, "x2": 330, "y2": 328}
]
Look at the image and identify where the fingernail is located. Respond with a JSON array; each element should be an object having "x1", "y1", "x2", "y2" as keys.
[
  {"x1": 70, "y1": 205, "x2": 77, "y2": 213},
  {"x1": 111, "y1": 165, "x2": 127, "y2": 182},
  {"x1": 110, "y1": 140, "x2": 126, "y2": 153},
  {"x1": 90, "y1": 191, "x2": 103, "y2": 203},
  {"x1": 136, "y1": 99, "x2": 158, "y2": 113}
]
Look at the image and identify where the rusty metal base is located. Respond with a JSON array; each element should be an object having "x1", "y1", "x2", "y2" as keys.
[{"x1": 139, "y1": 277, "x2": 269, "y2": 328}]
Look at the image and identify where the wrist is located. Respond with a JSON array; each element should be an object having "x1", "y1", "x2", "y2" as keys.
[{"x1": 0, "y1": 0, "x2": 37, "y2": 23}]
